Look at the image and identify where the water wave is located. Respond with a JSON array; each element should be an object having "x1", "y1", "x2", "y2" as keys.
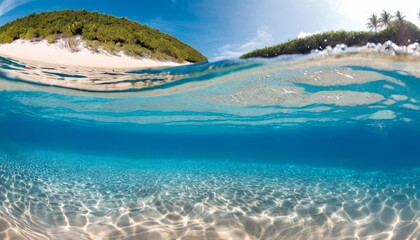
[{"x1": 0, "y1": 53, "x2": 419, "y2": 129}]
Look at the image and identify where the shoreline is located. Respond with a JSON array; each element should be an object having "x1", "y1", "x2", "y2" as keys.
[
  {"x1": 1, "y1": 49, "x2": 419, "y2": 93},
  {"x1": 0, "y1": 39, "x2": 186, "y2": 71}
]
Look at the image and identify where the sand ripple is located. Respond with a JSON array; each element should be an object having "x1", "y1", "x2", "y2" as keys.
[{"x1": 0, "y1": 150, "x2": 418, "y2": 240}]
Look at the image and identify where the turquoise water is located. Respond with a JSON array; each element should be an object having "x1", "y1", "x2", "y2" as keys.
[{"x1": 0, "y1": 55, "x2": 419, "y2": 239}]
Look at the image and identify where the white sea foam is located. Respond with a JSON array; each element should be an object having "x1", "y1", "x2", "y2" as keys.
[{"x1": 312, "y1": 41, "x2": 420, "y2": 56}]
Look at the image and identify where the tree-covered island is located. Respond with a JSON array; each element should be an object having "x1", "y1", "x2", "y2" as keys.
[{"x1": 0, "y1": 10, "x2": 207, "y2": 63}]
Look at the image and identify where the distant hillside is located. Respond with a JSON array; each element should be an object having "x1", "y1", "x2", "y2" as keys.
[
  {"x1": 242, "y1": 20, "x2": 420, "y2": 59},
  {"x1": 0, "y1": 10, "x2": 207, "y2": 63}
]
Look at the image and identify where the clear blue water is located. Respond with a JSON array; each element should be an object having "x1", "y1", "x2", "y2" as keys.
[{"x1": 0, "y1": 55, "x2": 419, "y2": 239}]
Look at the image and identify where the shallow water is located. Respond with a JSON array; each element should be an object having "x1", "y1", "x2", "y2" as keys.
[{"x1": 0, "y1": 55, "x2": 419, "y2": 239}]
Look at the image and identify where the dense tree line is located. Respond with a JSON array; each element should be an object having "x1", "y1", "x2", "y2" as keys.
[
  {"x1": 242, "y1": 19, "x2": 419, "y2": 59},
  {"x1": 0, "y1": 10, "x2": 207, "y2": 63}
]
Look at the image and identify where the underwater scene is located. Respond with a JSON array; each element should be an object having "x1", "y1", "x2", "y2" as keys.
[{"x1": 0, "y1": 53, "x2": 419, "y2": 239}]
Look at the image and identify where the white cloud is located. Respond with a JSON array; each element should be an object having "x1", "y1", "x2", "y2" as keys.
[
  {"x1": 334, "y1": 0, "x2": 420, "y2": 28},
  {"x1": 0, "y1": 0, "x2": 32, "y2": 17},
  {"x1": 297, "y1": 31, "x2": 319, "y2": 38},
  {"x1": 212, "y1": 26, "x2": 274, "y2": 61}
]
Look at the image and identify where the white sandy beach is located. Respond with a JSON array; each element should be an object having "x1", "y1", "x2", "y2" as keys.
[{"x1": 0, "y1": 39, "x2": 183, "y2": 69}]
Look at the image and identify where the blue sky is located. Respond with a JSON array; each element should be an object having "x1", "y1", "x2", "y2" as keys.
[{"x1": 0, "y1": 0, "x2": 419, "y2": 60}]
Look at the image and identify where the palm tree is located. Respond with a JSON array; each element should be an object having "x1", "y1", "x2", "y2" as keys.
[
  {"x1": 395, "y1": 11, "x2": 405, "y2": 22},
  {"x1": 367, "y1": 14, "x2": 380, "y2": 32},
  {"x1": 379, "y1": 10, "x2": 393, "y2": 28}
]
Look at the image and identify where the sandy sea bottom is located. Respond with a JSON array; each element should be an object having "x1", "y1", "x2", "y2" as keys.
[{"x1": 0, "y1": 146, "x2": 418, "y2": 240}]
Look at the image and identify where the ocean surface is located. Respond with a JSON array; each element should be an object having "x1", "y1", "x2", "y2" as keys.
[{"x1": 0, "y1": 54, "x2": 419, "y2": 239}]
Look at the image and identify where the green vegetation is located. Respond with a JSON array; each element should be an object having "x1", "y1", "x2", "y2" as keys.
[
  {"x1": 0, "y1": 10, "x2": 207, "y2": 63},
  {"x1": 242, "y1": 11, "x2": 420, "y2": 59}
]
